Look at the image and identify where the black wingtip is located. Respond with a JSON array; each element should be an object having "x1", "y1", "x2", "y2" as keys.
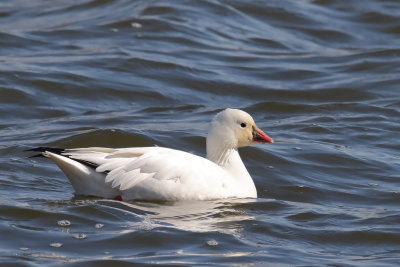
[
  {"x1": 25, "y1": 147, "x2": 64, "y2": 153},
  {"x1": 25, "y1": 146, "x2": 101, "y2": 171},
  {"x1": 25, "y1": 147, "x2": 65, "y2": 158}
]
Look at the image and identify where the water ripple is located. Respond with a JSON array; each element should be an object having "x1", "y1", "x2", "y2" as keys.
[{"x1": 0, "y1": 0, "x2": 399, "y2": 266}]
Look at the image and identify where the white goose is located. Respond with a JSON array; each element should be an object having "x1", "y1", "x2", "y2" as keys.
[{"x1": 31, "y1": 108, "x2": 273, "y2": 201}]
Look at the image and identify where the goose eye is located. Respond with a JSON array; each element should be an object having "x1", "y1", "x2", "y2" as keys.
[{"x1": 240, "y1": 123, "x2": 246, "y2": 128}]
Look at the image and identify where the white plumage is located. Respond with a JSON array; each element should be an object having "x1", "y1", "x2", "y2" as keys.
[{"x1": 38, "y1": 108, "x2": 273, "y2": 201}]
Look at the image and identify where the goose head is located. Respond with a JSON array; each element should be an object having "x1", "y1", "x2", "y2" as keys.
[{"x1": 207, "y1": 108, "x2": 273, "y2": 157}]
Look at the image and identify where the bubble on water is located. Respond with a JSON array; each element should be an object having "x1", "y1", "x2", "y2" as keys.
[
  {"x1": 111, "y1": 28, "x2": 119, "y2": 32},
  {"x1": 131, "y1": 22, "x2": 142, "y2": 29},
  {"x1": 49, "y1": 243, "x2": 63, "y2": 248},
  {"x1": 206, "y1": 240, "x2": 218, "y2": 246},
  {"x1": 20, "y1": 247, "x2": 29, "y2": 251},
  {"x1": 57, "y1": 220, "x2": 71, "y2": 227},
  {"x1": 95, "y1": 223, "x2": 104, "y2": 229},
  {"x1": 73, "y1": 233, "x2": 87, "y2": 239}
]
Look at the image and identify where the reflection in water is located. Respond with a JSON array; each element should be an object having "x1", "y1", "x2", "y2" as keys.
[{"x1": 97, "y1": 198, "x2": 256, "y2": 233}]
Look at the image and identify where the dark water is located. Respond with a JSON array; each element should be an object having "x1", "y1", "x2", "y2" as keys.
[{"x1": 1, "y1": 0, "x2": 400, "y2": 266}]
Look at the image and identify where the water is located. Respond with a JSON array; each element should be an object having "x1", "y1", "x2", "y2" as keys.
[{"x1": 1, "y1": 0, "x2": 399, "y2": 266}]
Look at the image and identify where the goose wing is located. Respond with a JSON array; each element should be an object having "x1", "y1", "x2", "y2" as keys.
[{"x1": 63, "y1": 147, "x2": 230, "y2": 199}]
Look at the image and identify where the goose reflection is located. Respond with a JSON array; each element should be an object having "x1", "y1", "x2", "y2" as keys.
[{"x1": 96, "y1": 198, "x2": 256, "y2": 233}]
